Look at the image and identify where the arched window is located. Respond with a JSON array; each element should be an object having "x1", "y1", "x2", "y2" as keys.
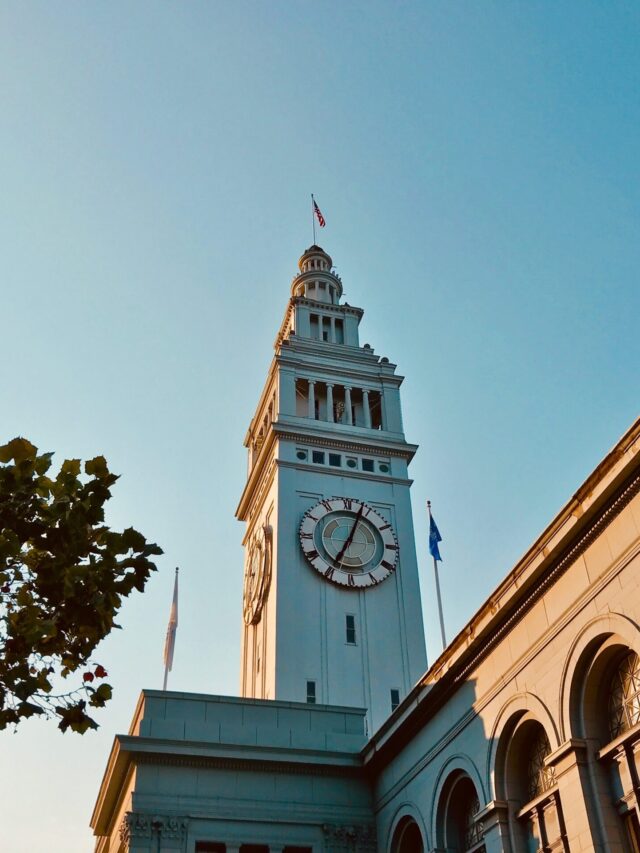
[
  {"x1": 436, "y1": 772, "x2": 485, "y2": 853},
  {"x1": 391, "y1": 816, "x2": 424, "y2": 853},
  {"x1": 600, "y1": 649, "x2": 640, "y2": 850},
  {"x1": 525, "y1": 728, "x2": 556, "y2": 801},
  {"x1": 608, "y1": 650, "x2": 640, "y2": 740},
  {"x1": 500, "y1": 716, "x2": 567, "y2": 853}
]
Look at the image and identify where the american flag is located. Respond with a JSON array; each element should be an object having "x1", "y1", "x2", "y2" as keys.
[{"x1": 313, "y1": 199, "x2": 326, "y2": 228}]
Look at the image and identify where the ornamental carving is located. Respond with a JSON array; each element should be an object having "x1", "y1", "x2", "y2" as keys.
[
  {"x1": 322, "y1": 823, "x2": 377, "y2": 852},
  {"x1": 119, "y1": 812, "x2": 188, "y2": 845}
]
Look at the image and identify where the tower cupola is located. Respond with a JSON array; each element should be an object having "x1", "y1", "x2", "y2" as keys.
[{"x1": 291, "y1": 244, "x2": 343, "y2": 304}]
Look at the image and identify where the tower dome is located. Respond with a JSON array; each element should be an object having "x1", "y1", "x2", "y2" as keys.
[{"x1": 291, "y1": 244, "x2": 343, "y2": 304}]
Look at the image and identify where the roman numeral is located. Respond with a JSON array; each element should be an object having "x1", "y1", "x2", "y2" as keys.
[
  {"x1": 324, "y1": 567, "x2": 335, "y2": 580},
  {"x1": 306, "y1": 549, "x2": 319, "y2": 560},
  {"x1": 320, "y1": 500, "x2": 333, "y2": 511},
  {"x1": 379, "y1": 523, "x2": 391, "y2": 531},
  {"x1": 347, "y1": 574, "x2": 355, "y2": 587},
  {"x1": 385, "y1": 543, "x2": 398, "y2": 550},
  {"x1": 381, "y1": 560, "x2": 395, "y2": 571},
  {"x1": 300, "y1": 532, "x2": 313, "y2": 540},
  {"x1": 342, "y1": 498, "x2": 353, "y2": 510},
  {"x1": 366, "y1": 573, "x2": 378, "y2": 585}
]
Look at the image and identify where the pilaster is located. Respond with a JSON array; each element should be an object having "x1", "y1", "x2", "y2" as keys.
[
  {"x1": 476, "y1": 800, "x2": 511, "y2": 853},
  {"x1": 546, "y1": 739, "x2": 600, "y2": 851}
]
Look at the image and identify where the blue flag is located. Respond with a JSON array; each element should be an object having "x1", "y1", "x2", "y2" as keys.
[{"x1": 429, "y1": 514, "x2": 443, "y2": 561}]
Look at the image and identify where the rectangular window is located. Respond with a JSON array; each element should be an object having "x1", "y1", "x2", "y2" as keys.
[
  {"x1": 196, "y1": 844, "x2": 226, "y2": 853},
  {"x1": 310, "y1": 314, "x2": 320, "y2": 340},
  {"x1": 328, "y1": 453, "x2": 341, "y2": 467},
  {"x1": 346, "y1": 614, "x2": 356, "y2": 645},
  {"x1": 390, "y1": 689, "x2": 400, "y2": 712},
  {"x1": 362, "y1": 458, "x2": 374, "y2": 472},
  {"x1": 335, "y1": 318, "x2": 344, "y2": 344},
  {"x1": 306, "y1": 680, "x2": 316, "y2": 704},
  {"x1": 312, "y1": 450, "x2": 325, "y2": 464}
]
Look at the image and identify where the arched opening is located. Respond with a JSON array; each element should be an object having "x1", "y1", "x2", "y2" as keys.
[
  {"x1": 436, "y1": 771, "x2": 485, "y2": 853},
  {"x1": 391, "y1": 816, "x2": 424, "y2": 853},
  {"x1": 571, "y1": 635, "x2": 640, "y2": 852},
  {"x1": 499, "y1": 715, "x2": 566, "y2": 853}
]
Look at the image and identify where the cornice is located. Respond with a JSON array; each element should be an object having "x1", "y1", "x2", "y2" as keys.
[
  {"x1": 293, "y1": 295, "x2": 364, "y2": 318},
  {"x1": 274, "y1": 425, "x2": 417, "y2": 460},
  {"x1": 134, "y1": 750, "x2": 365, "y2": 778},
  {"x1": 277, "y1": 339, "x2": 400, "y2": 376}
]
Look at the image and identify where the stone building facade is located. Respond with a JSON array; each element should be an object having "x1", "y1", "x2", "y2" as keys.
[{"x1": 91, "y1": 246, "x2": 640, "y2": 853}]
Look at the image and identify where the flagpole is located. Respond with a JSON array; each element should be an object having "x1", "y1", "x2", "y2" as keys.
[
  {"x1": 311, "y1": 193, "x2": 316, "y2": 244},
  {"x1": 428, "y1": 501, "x2": 447, "y2": 650}
]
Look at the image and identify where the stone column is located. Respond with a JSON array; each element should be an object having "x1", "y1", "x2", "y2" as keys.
[
  {"x1": 344, "y1": 386, "x2": 353, "y2": 425},
  {"x1": 477, "y1": 800, "x2": 512, "y2": 853},
  {"x1": 326, "y1": 383, "x2": 334, "y2": 422},
  {"x1": 547, "y1": 738, "x2": 601, "y2": 852},
  {"x1": 308, "y1": 380, "x2": 316, "y2": 419},
  {"x1": 362, "y1": 389, "x2": 371, "y2": 428}
]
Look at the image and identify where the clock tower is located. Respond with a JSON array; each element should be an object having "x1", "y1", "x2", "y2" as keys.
[{"x1": 237, "y1": 245, "x2": 427, "y2": 733}]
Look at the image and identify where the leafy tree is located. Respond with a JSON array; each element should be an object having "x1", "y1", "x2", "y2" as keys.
[{"x1": 0, "y1": 437, "x2": 162, "y2": 733}]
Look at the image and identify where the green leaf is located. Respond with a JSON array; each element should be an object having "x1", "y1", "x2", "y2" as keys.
[
  {"x1": 60, "y1": 459, "x2": 81, "y2": 477},
  {"x1": 85, "y1": 456, "x2": 109, "y2": 477},
  {"x1": 0, "y1": 437, "x2": 37, "y2": 463}
]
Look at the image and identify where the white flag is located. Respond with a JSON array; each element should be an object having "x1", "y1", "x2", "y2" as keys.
[{"x1": 163, "y1": 569, "x2": 179, "y2": 672}]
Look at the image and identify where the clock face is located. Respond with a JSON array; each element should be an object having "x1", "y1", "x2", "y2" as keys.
[
  {"x1": 243, "y1": 524, "x2": 272, "y2": 625},
  {"x1": 299, "y1": 497, "x2": 398, "y2": 589}
]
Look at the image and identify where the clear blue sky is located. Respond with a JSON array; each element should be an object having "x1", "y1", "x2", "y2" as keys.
[{"x1": 1, "y1": 2, "x2": 639, "y2": 849}]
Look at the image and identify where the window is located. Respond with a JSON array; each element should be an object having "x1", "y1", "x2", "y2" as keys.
[
  {"x1": 608, "y1": 650, "x2": 640, "y2": 740},
  {"x1": 322, "y1": 331, "x2": 329, "y2": 341},
  {"x1": 196, "y1": 844, "x2": 225, "y2": 853},
  {"x1": 296, "y1": 449, "x2": 308, "y2": 461},
  {"x1": 525, "y1": 728, "x2": 555, "y2": 800},
  {"x1": 329, "y1": 453, "x2": 341, "y2": 467},
  {"x1": 379, "y1": 461, "x2": 390, "y2": 473},
  {"x1": 346, "y1": 457, "x2": 357, "y2": 468},
  {"x1": 390, "y1": 689, "x2": 400, "y2": 711},
  {"x1": 312, "y1": 450, "x2": 325, "y2": 464},
  {"x1": 362, "y1": 458, "x2": 374, "y2": 472},
  {"x1": 306, "y1": 680, "x2": 316, "y2": 703},
  {"x1": 437, "y1": 774, "x2": 484, "y2": 853},
  {"x1": 346, "y1": 614, "x2": 356, "y2": 644}
]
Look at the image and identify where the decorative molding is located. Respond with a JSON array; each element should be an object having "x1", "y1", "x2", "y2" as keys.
[
  {"x1": 275, "y1": 429, "x2": 415, "y2": 459},
  {"x1": 119, "y1": 812, "x2": 151, "y2": 843},
  {"x1": 322, "y1": 823, "x2": 377, "y2": 852},
  {"x1": 119, "y1": 812, "x2": 188, "y2": 844},
  {"x1": 134, "y1": 751, "x2": 364, "y2": 778},
  {"x1": 277, "y1": 458, "x2": 413, "y2": 487}
]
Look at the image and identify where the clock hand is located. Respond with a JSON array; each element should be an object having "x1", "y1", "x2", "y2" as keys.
[{"x1": 333, "y1": 504, "x2": 364, "y2": 567}]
